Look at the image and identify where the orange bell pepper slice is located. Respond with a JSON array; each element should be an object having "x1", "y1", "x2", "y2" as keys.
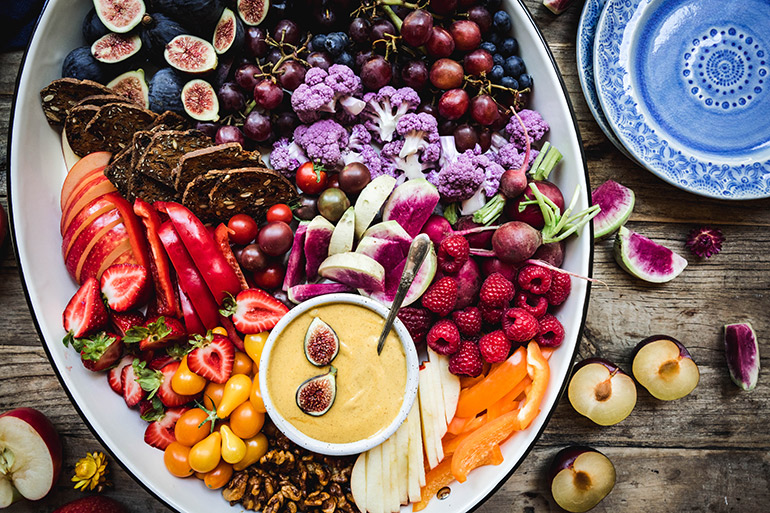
[
  {"x1": 447, "y1": 415, "x2": 470, "y2": 435},
  {"x1": 455, "y1": 346, "x2": 527, "y2": 419},
  {"x1": 450, "y1": 342, "x2": 550, "y2": 483}
]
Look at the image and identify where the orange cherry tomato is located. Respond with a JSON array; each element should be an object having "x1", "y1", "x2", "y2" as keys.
[
  {"x1": 249, "y1": 373, "x2": 266, "y2": 413},
  {"x1": 172, "y1": 355, "x2": 208, "y2": 396},
  {"x1": 266, "y1": 203, "x2": 293, "y2": 224},
  {"x1": 175, "y1": 408, "x2": 213, "y2": 447},
  {"x1": 229, "y1": 400, "x2": 265, "y2": 440},
  {"x1": 164, "y1": 442, "x2": 193, "y2": 478},
  {"x1": 233, "y1": 433, "x2": 269, "y2": 471},
  {"x1": 296, "y1": 162, "x2": 328, "y2": 194},
  {"x1": 217, "y1": 374, "x2": 252, "y2": 419},
  {"x1": 194, "y1": 471, "x2": 206, "y2": 480},
  {"x1": 202, "y1": 381, "x2": 225, "y2": 411},
  {"x1": 189, "y1": 431, "x2": 222, "y2": 474},
  {"x1": 233, "y1": 351, "x2": 253, "y2": 376},
  {"x1": 203, "y1": 460, "x2": 233, "y2": 490},
  {"x1": 244, "y1": 332, "x2": 268, "y2": 369},
  {"x1": 212, "y1": 326, "x2": 228, "y2": 336}
]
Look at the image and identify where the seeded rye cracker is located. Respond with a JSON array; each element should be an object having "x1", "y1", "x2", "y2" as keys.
[
  {"x1": 84, "y1": 102, "x2": 157, "y2": 154},
  {"x1": 103, "y1": 147, "x2": 133, "y2": 198},
  {"x1": 182, "y1": 171, "x2": 227, "y2": 222},
  {"x1": 39, "y1": 78, "x2": 112, "y2": 126},
  {"x1": 125, "y1": 127, "x2": 180, "y2": 203},
  {"x1": 75, "y1": 94, "x2": 134, "y2": 109},
  {"x1": 64, "y1": 105, "x2": 102, "y2": 157},
  {"x1": 209, "y1": 168, "x2": 297, "y2": 221},
  {"x1": 174, "y1": 143, "x2": 267, "y2": 192},
  {"x1": 152, "y1": 111, "x2": 190, "y2": 131},
  {"x1": 134, "y1": 130, "x2": 212, "y2": 188}
]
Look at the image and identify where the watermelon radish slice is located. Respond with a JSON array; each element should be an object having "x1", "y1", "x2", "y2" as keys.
[
  {"x1": 282, "y1": 223, "x2": 307, "y2": 292},
  {"x1": 318, "y1": 252, "x2": 385, "y2": 291},
  {"x1": 614, "y1": 226, "x2": 687, "y2": 283},
  {"x1": 288, "y1": 282, "x2": 354, "y2": 304},
  {"x1": 592, "y1": 180, "x2": 635, "y2": 238},
  {"x1": 723, "y1": 323, "x2": 760, "y2": 391},
  {"x1": 359, "y1": 244, "x2": 437, "y2": 307},
  {"x1": 304, "y1": 216, "x2": 335, "y2": 280}
]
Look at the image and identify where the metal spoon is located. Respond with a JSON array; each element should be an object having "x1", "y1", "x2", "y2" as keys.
[{"x1": 377, "y1": 233, "x2": 432, "y2": 355}]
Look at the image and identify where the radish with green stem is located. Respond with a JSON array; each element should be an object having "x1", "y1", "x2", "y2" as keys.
[{"x1": 504, "y1": 142, "x2": 565, "y2": 229}]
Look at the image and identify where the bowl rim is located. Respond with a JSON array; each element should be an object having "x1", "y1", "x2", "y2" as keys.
[
  {"x1": 258, "y1": 292, "x2": 420, "y2": 456},
  {"x1": 6, "y1": 0, "x2": 593, "y2": 511}
]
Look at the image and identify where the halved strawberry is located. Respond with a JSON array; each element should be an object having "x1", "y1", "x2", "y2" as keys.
[
  {"x1": 132, "y1": 360, "x2": 199, "y2": 408},
  {"x1": 80, "y1": 332, "x2": 124, "y2": 372},
  {"x1": 220, "y1": 288, "x2": 289, "y2": 334},
  {"x1": 124, "y1": 315, "x2": 186, "y2": 351},
  {"x1": 62, "y1": 277, "x2": 108, "y2": 343},
  {"x1": 121, "y1": 359, "x2": 146, "y2": 407},
  {"x1": 100, "y1": 263, "x2": 149, "y2": 312},
  {"x1": 109, "y1": 355, "x2": 134, "y2": 395},
  {"x1": 110, "y1": 310, "x2": 145, "y2": 337},
  {"x1": 144, "y1": 406, "x2": 189, "y2": 450},
  {"x1": 187, "y1": 334, "x2": 235, "y2": 384}
]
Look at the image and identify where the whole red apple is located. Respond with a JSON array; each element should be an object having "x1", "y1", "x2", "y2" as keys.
[{"x1": 53, "y1": 495, "x2": 127, "y2": 513}]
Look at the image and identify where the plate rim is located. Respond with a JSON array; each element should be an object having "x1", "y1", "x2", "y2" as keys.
[
  {"x1": 593, "y1": 0, "x2": 770, "y2": 200},
  {"x1": 6, "y1": 1, "x2": 593, "y2": 511}
]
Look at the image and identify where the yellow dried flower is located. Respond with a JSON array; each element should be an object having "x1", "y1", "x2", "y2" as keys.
[{"x1": 72, "y1": 451, "x2": 111, "y2": 492}]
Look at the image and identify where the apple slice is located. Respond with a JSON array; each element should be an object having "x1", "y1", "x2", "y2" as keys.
[
  {"x1": 0, "y1": 408, "x2": 62, "y2": 507},
  {"x1": 395, "y1": 419, "x2": 410, "y2": 506},
  {"x1": 60, "y1": 150, "x2": 111, "y2": 209},
  {"x1": 426, "y1": 354, "x2": 447, "y2": 464},
  {"x1": 550, "y1": 446, "x2": 616, "y2": 513},
  {"x1": 568, "y1": 358, "x2": 637, "y2": 426},
  {"x1": 62, "y1": 206, "x2": 122, "y2": 263},
  {"x1": 61, "y1": 174, "x2": 118, "y2": 235},
  {"x1": 406, "y1": 399, "x2": 425, "y2": 501},
  {"x1": 64, "y1": 215, "x2": 124, "y2": 280},
  {"x1": 73, "y1": 224, "x2": 131, "y2": 284},
  {"x1": 418, "y1": 365, "x2": 437, "y2": 469},
  {"x1": 385, "y1": 435, "x2": 399, "y2": 513},
  {"x1": 632, "y1": 335, "x2": 699, "y2": 400},
  {"x1": 432, "y1": 349, "x2": 461, "y2": 424},
  {"x1": 350, "y1": 452, "x2": 367, "y2": 513},
  {"x1": 365, "y1": 443, "x2": 384, "y2": 513}
]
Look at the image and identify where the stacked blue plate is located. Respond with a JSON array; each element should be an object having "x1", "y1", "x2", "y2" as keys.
[{"x1": 577, "y1": 0, "x2": 770, "y2": 200}]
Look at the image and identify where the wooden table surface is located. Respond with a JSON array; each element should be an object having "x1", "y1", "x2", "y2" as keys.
[{"x1": 1, "y1": 2, "x2": 769, "y2": 512}]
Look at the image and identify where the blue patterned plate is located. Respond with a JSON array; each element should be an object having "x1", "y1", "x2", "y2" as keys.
[
  {"x1": 594, "y1": 0, "x2": 770, "y2": 199},
  {"x1": 576, "y1": 0, "x2": 636, "y2": 161}
]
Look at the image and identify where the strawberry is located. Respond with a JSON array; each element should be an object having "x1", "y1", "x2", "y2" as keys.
[
  {"x1": 144, "y1": 406, "x2": 188, "y2": 450},
  {"x1": 478, "y1": 330, "x2": 511, "y2": 363},
  {"x1": 132, "y1": 360, "x2": 199, "y2": 408},
  {"x1": 62, "y1": 277, "x2": 108, "y2": 343},
  {"x1": 121, "y1": 360, "x2": 146, "y2": 407},
  {"x1": 437, "y1": 235, "x2": 469, "y2": 274},
  {"x1": 109, "y1": 310, "x2": 145, "y2": 337},
  {"x1": 479, "y1": 273, "x2": 514, "y2": 309},
  {"x1": 221, "y1": 288, "x2": 289, "y2": 334},
  {"x1": 108, "y1": 355, "x2": 134, "y2": 395},
  {"x1": 80, "y1": 332, "x2": 124, "y2": 372},
  {"x1": 187, "y1": 333, "x2": 235, "y2": 384},
  {"x1": 421, "y1": 277, "x2": 458, "y2": 317},
  {"x1": 124, "y1": 315, "x2": 186, "y2": 352},
  {"x1": 100, "y1": 263, "x2": 149, "y2": 312}
]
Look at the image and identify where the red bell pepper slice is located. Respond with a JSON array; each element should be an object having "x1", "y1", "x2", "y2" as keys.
[
  {"x1": 214, "y1": 223, "x2": 248, "y2": 291},
  {"x1": 133, "y1": 198, "x2": 180, "y2": 317},
  {"x1": 178, "y1": 282, "x2": 206, "y2": 336},
  {"x1": 102, "y1": 192, "x2": 150, "y2": 272},
  {"x1": 157, "y1": 221, "x2": 220, "y2": 330},
  {"x1": 163, "y1": 202, "x2": 241, "y2": 303}
]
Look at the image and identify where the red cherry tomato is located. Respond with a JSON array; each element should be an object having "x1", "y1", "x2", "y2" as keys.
[
  {"x1": 253, "y1": 263, "x2": 285, "y2": 290},
  {"x1": 296, "y1": 162, "x2": 328, "y2": 195},
  {"x1": 228, "y1": 214, "x2": 259, "y2": 245},
  {"x1": 266, "y1": 204, "x2": 293, "y2": 224},
  {"x1": 326, "y1": 174, "x2": 340, "y2": 189}
]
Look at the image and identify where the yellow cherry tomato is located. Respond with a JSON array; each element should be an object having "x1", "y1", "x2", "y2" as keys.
[
  {"x1": 164, "y1": 442, "x2": 193, "y2": 478},
  {"x1": 203, "y1": 460, "x2": 233, "y2": 490},
  {"x1": 194, "y1": 471, "x2": 206, "y2": 480},
  {"x1": 217, "y1": 374, "x2": 252, "y2": 418},
  {"x1": 188, "y1": 431, "x2": 221, "y2": 473},
  {"x1": 249, "y1": 374, "x2": 266, "y2": 413},
  {"x1": 212, "y1": 326, "x2": 228, "y2": 336},
  {"x1": 244, "y1": 332, "x2": 269, "y2": 368},
  {"x1": 220, "y1": 424, "x2": 247, "y2": 464},
  {"x1": 175, "y1": 408, "x2": 213, "y2": 447},
  {"x1": 172, "y1": 355, "x2": 208, "y2": 396},
  {"x1": 233, "y1": 351, "x2": 254, "y2": 376},
  {"x1": 230, "y1": 400, "x2": 265, "y2": 440},
  {"x1": 202, "y1": 381, "x2": 225, "y2": 411},
  {"x1": 233, "y1": 433, "x2": 269, "y2": 471}
]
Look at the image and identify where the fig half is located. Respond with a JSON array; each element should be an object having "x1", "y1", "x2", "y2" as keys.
[
  {"x1": 237, "y1": 0, "x2": 269, "y2": 26},
  {"x1": 164, "y1": 35, "x2": 218, "y2": 75},
  {"x1": 91, "y1": 33, "x2": 142, "y2": 64},
  {"x1": 94, "y1": 0, "x2": 146, "y2": 34},
  {"x1": 296, "y1": 367, "x2": 337, "y2": 416},
  {"x1": 181, "y1": 79, "x2": 220, "y2": 121},
  {"x1": 107, "y1": 69, "x2": 150, "y2": 108},
  {"x1": 304, "y1": 318, "x2": 340, "y2": 366},
  {"x1": 213, "y1": 8, "x2": 245, "y2": 55}
]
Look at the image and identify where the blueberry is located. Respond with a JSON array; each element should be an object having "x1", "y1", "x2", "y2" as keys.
[
  {"x1": 493, "y1": 10, "x2": 512, "y2": 34},
  {"x1": 486, "y1": 32, "x2": 502, "y2": 45},
  {"x1": 501, "y1": 76, "x2": 519, "y2": 90},
  {"x1": 324, "y1": 34, "x2": 345, "y2": 57},
  {"x1": 493, "y1": 53, "x2": 504, "y2": 66},
  {"x1": 334, "y1": 31, "x2": 350, "y2": 47},
  {"x1": 310, "y1": 34, "x2": 327, "y2": 52},
  {"x1": 503, "y1": 55, "x2": 525, "y2": 77},
  {"x1": 518, "y1": 73, "x2": 532, "y2": 89},
  {"x1": 489, "y1": 64, "x2": 504, "y2": 83},
  {"x1": 480, "y1": 42, "x2": 497, "y2": 54},
  {"x1": 335, "y1": 51, "x2": 355, "y2": 68},
  {"x1": 499, "y1": 37, "x2": 518, "y2": 57}
]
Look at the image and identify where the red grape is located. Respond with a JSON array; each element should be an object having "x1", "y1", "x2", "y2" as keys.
[
  {"x1": 479, "y1": 128, "x2": 493, "y2": 152},
  {"x1": 245, "y1": 27, "x2": 268, "y2": 58},
  {"x1": 235, "y1": 64, "x2": 261, "y2": 92},
  {"x1": 468, "y1": 6, "x2": 493, "y2": 34},
  {"x1": 430, "y1": 59, "x2": 464, "y2": 90},
  {"x1": 349, "y1": 17, "x2": 371, "y2": 43},
  {"x1": 438, "y1": 88, "x2": 470, "y2": 120},
  {"x1": 450, "y1": 20, "x2": 482, "y2": 52},
  {"x1": 439, "y1": 118, "x2": 458, "y2": 136},
  {"x1": 252, "y1": 263, "x2": 285, "y2": 290},
  {"x1": 273, "y1": 19, "x2": 301, "y2": 46},
  {"x1": 276, "y1": 60, "x2": 306, "y2": 90},
  {"x1": 453, "y1": 124, "x2": 479, "y2": 152},
  {"x1": 470, "y1": 94, "x2": 500, "y2": 126},
  {"x1": 361, "y1": 56, "x2": 392, "y2": 90},
  {"x1": 429, "y1": 0, "x2": 458, "y2": 15},
  {"x1": 370, "y1": 19, "x2": 396, "y2": 42},
  {"x1": 401, "y1": 60, "x2": 429, "y2": 91},
  {"x1": 464, "y1": 49, "x2": 494, "y2": 76},
  {"x1": 216, "y1": 125, "x2": 245, "y2": 145},
  {"x1": 426, "y1": 27, "x2": 455, "y2": 58},
  {"x1": 228, "y1": 214, "x2": 259, "y2": 245},
  {"x1": 401, "y1": 10, "x2": 434, "y2": 47},
  {"x1": 243, "y1": 111, "x2": 272, "y2": 142},
  {"x1": 307, "y1": 51, "x2": 333, "y2": 70},
  {"x1": 257, "y1": 221, "x2": 293, "y2": 256},
  {"x1": 275, "y1": 111, "x2": 299, "y2": 137},
  {"x1": 253, "y1": 80, "x2": 284, "y2": 110}
]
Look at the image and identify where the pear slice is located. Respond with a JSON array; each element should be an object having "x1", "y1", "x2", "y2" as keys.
[
  {"x1": 350, "y1": 452, "x2": 367, "y2": 513},
  {"x1": 366, "y1": 444, "x2": 384, "y2": 513}
]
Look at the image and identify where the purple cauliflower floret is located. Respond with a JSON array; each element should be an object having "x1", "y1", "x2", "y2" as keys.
[
  {"x1": 290, "y1": 65, "x2": 366, "y2": 124},
  {"x1": 361, "y1": 86, "x2": 421, "y2": 143},
  {"x1": 381, "y1": 138, "x2": 441, "y2": 180},
  {"x1": 488, "y1": 131, "x2": 539, "y2": 171},
  {"x1": 291, "y1": 82, "x2": 335, "y2": 123},
  {"x1": 436, "y1": 150, "x2": 485, "y2": 202},
  {"x1": 389, "y1": 112, "x2": 441, "y2": 179},
  {"x1": 304, "y1": 67, "x2": 328, "y2": 86},
  {"x1": 293, "y1": 119, "x2": 349, "y2": 168},
  {"x1": 324, "y1": 64, "x2": 366, "y2": 117},
  {"x1": 475, "y1": 153, "x2": 505, "y2": 198},
  {"x1": 348, "y1": 124, "x2": 371, "y2": 150},
  {"x1": 504, "y1": 109, "x2": 549, "y2": 150},
  {"x1": 342, "y1": 125, "x2": 383, "y2": 176},
  {"x1": 270, "y1": 137, "x2": 308, "y2": 178}
]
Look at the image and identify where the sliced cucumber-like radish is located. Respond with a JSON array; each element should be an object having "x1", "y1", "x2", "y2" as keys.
[
  {"x1": 592, "y1": 180, "x2": 635, "y2": 239},
  {"x1": 613, "y1": 226, "x2": 687, "y2": 283}
]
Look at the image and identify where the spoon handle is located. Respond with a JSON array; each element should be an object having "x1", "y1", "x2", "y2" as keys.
[{"x1": 377, "y1": 234, "x2": 432, "y2": 355}]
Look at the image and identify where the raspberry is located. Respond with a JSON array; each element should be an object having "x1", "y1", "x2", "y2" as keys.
[
  {"x1": 501, "y1": 308, "x2": 539, "y2": 342},
  {"x1": 452, "y1": 307, "x2": 482, "y2": 336},
  {"x1": 545, "y1": 272, "x2": 571, "y2": 306},
  {"x1": 426, "y1": 319, "x2": 461, "y2": 355},
  {"x1": 421, "y1": 277, "x2": 458, "y2": 317},
  {"x1": 448, "y1": 339, "x2": 483, "y2": 377},
  {"x1": 479, "y1": 273, "x2": 514, "y2": 308},
  {"x1": 437, "y1": 235, "x2": 470, "y2": 274},
  {"x1": 514, "y1": 291, "x2": 549, "y2": 318},
  {"x1": 398, "y1": 307, "x2": 433, "y2": 344},
  {"x1": 478, "y1": 330, "x2": 511, "y2": 363},
  {"x1": 479, "y1": 303, "x2": 504, "y2": 325},
  {"x1": 517, "y1": 265, "x2": 552, "y2": 295},
  {"x1": 536, "y1": 314, "x2": 565, "y2": 347}
]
